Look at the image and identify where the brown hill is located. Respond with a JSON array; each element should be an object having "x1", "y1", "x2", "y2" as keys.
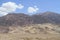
[
  {"x1": 0, "y1": 13, "x2": 33, "y2": 26},
  {"x1": 40, "y1": 12, "x2": 60, "y2": 24},
  {"x1": 0, "y1": 12, "x2": 52, "y2": 26}
]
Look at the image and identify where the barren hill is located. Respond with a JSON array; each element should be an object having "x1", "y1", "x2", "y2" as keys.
[{"x1": 0, "y1": 12, "x2": 60, "y2": 33}]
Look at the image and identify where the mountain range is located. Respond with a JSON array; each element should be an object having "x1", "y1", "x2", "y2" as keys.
[
  {"x1": 0, "y1": 11, "x2": 60, "y2": 33},
  {"x1": 0, "y1": 12, "x2": 60, "y2": 26}
]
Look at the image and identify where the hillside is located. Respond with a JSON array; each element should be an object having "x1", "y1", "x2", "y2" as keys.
[
  {"x1": 0, "y1": 23, "x2": 60, "y2": 40},
  {"x1": 0, "y1": 12, "x2": 60, "y2": 33},
  {"x1": 41, "y1": 12, "x2": 60, "y2": 24},
  {"x1": 0, "y1": 12, "x2": 60, "y2": 27},
  {"x1": 0, "y1": 13, "x2": 33, "y2": 26}
]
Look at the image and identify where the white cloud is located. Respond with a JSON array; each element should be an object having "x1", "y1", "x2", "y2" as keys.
[
  {"x1": 28, "y1": 6, "x2": 39, "y2": 13},
  {"x1": 17, "y1": 4, "x2": 24, "y2": 9},
  {"x1": 0, "y1": 11, "x2": 8, "y2": 15},
  {"x1": 0, "y1": 2, "x2": 24, "y2": 16}
]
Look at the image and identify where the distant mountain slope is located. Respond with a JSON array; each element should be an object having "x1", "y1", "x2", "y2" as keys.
[
  {"x1": 0, "y1": 13, "x2": 33, "y2": 26},
  {"x1": 41, "y1": 12, "x2": 60, "y2": 24},
  {"x1": 32, "y1": 14, "x2": 49, "y2": 24}
]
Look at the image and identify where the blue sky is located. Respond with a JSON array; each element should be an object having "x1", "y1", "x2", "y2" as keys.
[{"x1": 0, "y1": 0, "x2": 60, "y2": 16}]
